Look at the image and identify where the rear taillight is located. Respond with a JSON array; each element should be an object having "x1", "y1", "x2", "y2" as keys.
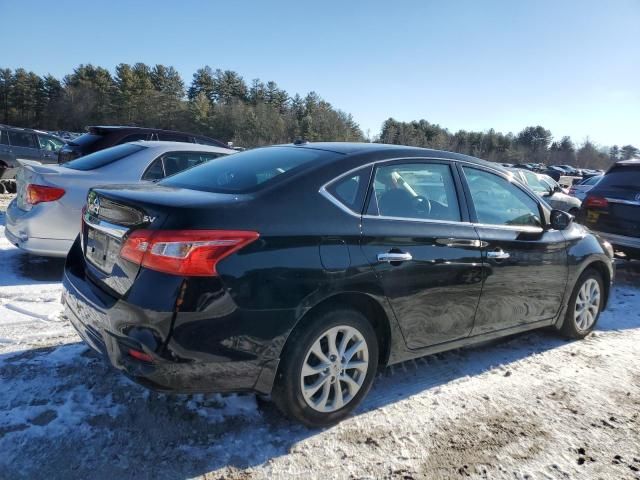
[
  {"x1": 584, "y1": 196, "x2": 609, "y2": 209},
  {"x1": 26, "y1": 184, "x2": 65, "y2": 205},
  {"x1": 120, "y1": 230, "x2": 259, "y2": 276}
]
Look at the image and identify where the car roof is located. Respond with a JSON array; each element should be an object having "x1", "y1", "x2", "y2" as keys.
[
  {"x1": 276, "y1": 142, "x2": 505, "y2": 171},
  {"x1": 615, "y1": 159, "x2": 640, "y2": 167},
  {"x1": 128, "y1": 140, "x2": 235, "y2": 154}
]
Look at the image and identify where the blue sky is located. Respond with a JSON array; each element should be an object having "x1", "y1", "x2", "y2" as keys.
[{"x1": 1, "y1": 0, "x2": 638, "y2": 147}]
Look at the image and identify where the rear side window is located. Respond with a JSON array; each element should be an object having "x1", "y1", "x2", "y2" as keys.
[
  {"x1": 8, "y1": 131, "x2": 37, "y2": 148},
  {"x1": 522, "y1": 171, "x2": 549, "y2": 194},
  {"x1": 595, "y1": 167, "x2": 640, "y2": 189},
  {"x1": 63, "y1": 144, "x2": 146, "y2": 171},
  {"x1": 0, "y1": 130, "x2": 7, "y2": 145},
  {"x1": 370, "y1": 163, "x2": 461, "y2": 221},
  {"x1": 161, "y1": 146, "x2": 340, "y2": 193},
  {"x1": 326, "y1": 168, "x2": 370, "y2": 213}
]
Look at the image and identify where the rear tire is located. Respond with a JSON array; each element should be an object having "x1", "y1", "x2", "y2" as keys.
[
  {"x1": 272, "y1": 308, "x2": 378, "y2": 427},
  {"x1": 559, "y1": 269, "x2": 604, "y2": 339}
]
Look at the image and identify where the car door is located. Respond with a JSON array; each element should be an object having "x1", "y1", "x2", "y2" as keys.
[
  {"x1": 460, "y1": 165, "x2": 568, "y2": 335},
  {"x1": 0, "y1": 128, "x2": 15, "y2": 166},
  {"x1": 7, "y1": 130, "x2": 41, "y2": 163},
  {"x1": 360, "y1": 160, "x2": 484, "y2": 349}
]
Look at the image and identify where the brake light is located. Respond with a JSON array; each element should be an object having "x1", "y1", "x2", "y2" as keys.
[
  {"x1": 120, "y1": 230, "x2": 259, "y2": 276},
  {"x1": 127, "y1": 348, "x2": 154, "y2": 363},
  {"x1": 584, "y1": 196, "x2": 609, "y2": 209},
  {"x1": 26, "y1": 184, "x2": 65, "y2": 205}
]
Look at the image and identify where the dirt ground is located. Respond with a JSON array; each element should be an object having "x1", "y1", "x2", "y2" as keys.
[{"x1": 1, "y1": 194, "x2": 639, "y2": 480}]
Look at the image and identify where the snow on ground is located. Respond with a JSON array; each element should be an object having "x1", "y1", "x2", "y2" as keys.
[{"x1": 0, "y1": 193, "x2": 639, "y2": 480}]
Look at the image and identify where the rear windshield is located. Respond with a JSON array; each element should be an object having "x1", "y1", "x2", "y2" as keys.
[
  {"x1": 160, "y1": 146, "x2": 341, "y2": 193},
  {"x1": 68, "y1": 133, "x2": 101, "y2": 147},
  {"x1": 63, "y1": 144, "x2": 146, "y2": 171},
  {"x1": 597, "y1": 168, "x2": 640, "y2": 189}
]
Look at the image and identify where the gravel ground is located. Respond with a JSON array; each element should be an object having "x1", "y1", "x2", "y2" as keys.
[{"x1": 0, "y1": 193, "x2": 639, "y2": 480}]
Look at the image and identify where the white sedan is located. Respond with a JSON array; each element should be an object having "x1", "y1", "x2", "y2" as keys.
[{"x1": 4, "y1": 141, "x2": 235, "y2": 257}]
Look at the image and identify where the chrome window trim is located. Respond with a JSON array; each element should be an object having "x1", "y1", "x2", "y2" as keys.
[
  {"x1": 84, "y1": 213, "x2": 128, "y2": 239},
  {"x1": 318, "y1": 155, "x2": 546, "y2": 232}
]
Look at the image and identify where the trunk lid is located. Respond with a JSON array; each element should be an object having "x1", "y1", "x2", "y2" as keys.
[{"x1": 82, "y1": 184, "x2": 253, "y2": 296}]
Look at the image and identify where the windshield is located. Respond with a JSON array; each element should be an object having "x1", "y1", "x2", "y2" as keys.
[
  {"x1": 160, "y1": 146, "x2": 342, "y2": 193},
  {"x1": 63, "y1": 144, "x2": 146, "y2": 171}
]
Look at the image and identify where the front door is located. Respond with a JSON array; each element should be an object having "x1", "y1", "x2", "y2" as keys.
[
  {"x1": 361, "y1": 160, "x2": 484, "y2": 349},
  {"x1": 460, "y1": 166, "x2": 568, "y2": 335}
]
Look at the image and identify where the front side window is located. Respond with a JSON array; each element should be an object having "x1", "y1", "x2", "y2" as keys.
[
  {"x1": 463, "y1": 167, "x2": 542, "y2": 227},
  {"x1": 370, "y1": 163, "x2": 461, "y2": 221},
  {"x1": 157, "y1": 132, "x2": 189, "y2": 142},
  {"x1": 8, "y1": 131, "x2": 37, "y2": 149},
  {"x1": 37, "y1": 134, "x2": 64, "y2": 151},
  {"x1": 161, "y1": 151, "x2": 225, "y2": 177}
]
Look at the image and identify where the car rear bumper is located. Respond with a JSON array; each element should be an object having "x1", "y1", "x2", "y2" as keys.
[
  {"x1": 592, "y1": 230, "x2": 640, "y2": 250},
  {"x1": 61, "y1": 264, "x2": 279, "y2": 395},
  {"x1": 4, "y1": 199, "x2": 74, "y2": 257}
]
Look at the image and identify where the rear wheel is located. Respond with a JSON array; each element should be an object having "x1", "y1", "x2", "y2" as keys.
[
  {"x1": 559, "y1": 269, "x2": 604, "y2": 339},
  {"x1": 272, "y1": 308, "x2": 378, "y2": 427}
]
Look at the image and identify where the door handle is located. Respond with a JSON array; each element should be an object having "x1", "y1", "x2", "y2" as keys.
[
  {"x1": 487, "y1": 249, "x2": 510, "y2": 260},
  {"x1": 377, "y1": 252, "x2": 413, "y2": 263}
]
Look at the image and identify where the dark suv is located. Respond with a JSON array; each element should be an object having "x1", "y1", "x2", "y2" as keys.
[
  {"x1": 0, "y1": 125, "x2": 66, "y2": 179},
  {"x1": 581, "y1": 160, "x2": 640, "y2": 259},
  {"x1": 57, "y1": 126, "x2": 227, "y2": 163}
]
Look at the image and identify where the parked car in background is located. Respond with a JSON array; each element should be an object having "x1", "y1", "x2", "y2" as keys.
[
  {"x1": 581, "y1": 160, "x2": 640, "y2": 259},
  {"x1": 62, "y1": 142, "x2": 614, "y2": 427},
  {"x1": 57, "y1": 126, "x2": 228, "y2": 163},
  {"x1": 539, "y1": 174, "x2": 569, "y2": 195},
  {"x1": 0, "y1": 125, "x2": 66, "y2": 179},
  {"x1": 569, "y1": 175, "x2": 602, "y2": 201},
  {"x1": 5, "y1": 141, "x2": 234, "y2": 257},
  {"x1": 509, "y1": 168, "x2": 581, "y2": 215}
]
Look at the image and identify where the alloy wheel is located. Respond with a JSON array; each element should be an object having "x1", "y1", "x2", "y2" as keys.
[
  {"x1": 574, "y1": 278, "x2": 600, "y2": 331},
  {"x1": 300, "y1": 325, "x2": 369, "y2": 413}
]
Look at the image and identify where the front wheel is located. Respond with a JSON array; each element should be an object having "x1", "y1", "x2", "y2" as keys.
[
  {"x1": 272, "y1": 308, "x2": 378, "y2": 427},
  {"x1": 559, "y1": 269, "x2": 604, "y2": 339}
]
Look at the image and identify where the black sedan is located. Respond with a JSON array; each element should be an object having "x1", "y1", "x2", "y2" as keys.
[{"x1": 62, "y1": 142, "x2": 615, "y2": 426}]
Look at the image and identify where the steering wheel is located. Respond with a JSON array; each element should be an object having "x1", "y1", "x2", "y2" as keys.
[{"x1": 413, "y1": 195, "x2": 431, "y2": 216}]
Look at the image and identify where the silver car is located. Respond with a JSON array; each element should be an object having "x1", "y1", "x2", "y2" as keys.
[
  {"x1": 508, "y1": 168, "x2": 581, "y2": 215},
  {"x1": 5, "y1": 141, "x2": 234, "y2": 257}
]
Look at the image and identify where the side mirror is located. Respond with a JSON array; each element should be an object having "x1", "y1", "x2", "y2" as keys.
[{"x1": 550, "y1": 209, "x2": 573, "y2": 230}]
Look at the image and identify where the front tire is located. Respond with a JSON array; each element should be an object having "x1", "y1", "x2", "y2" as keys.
[
  {"x1": 272, "y1": 308, "x2": 379, "y2": 427},
  {"x1": 559, "y1": 269, "x2": 604, "y2": 339}
]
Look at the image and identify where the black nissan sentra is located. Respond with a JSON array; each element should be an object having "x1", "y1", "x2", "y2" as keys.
[{"x1": 62, "y1": 142, "x2": 615, "y2": 426}]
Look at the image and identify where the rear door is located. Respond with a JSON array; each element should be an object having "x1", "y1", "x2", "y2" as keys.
[
  {"x1": 360, "y1": 159, "x2": 484, "y2": 349},
  {"x1": 7, "y1": 130, "x2": 41, "y2": 162},
  {"x1": 460, "y1": 165, "x2": 568, "y2": 334}
]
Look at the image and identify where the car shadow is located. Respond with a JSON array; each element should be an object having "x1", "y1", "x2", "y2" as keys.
[
  {"x1": 0, "y1": 246, "x2": 65, "y2": 287},
  {"x1": 2, "y1": 295, "x2": 638, "y2": 480}
]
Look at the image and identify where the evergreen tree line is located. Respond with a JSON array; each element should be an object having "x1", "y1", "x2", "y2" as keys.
[
  {"x1": 379, "y1": 119, "x2": 639, "y2": 169},
  {"x1": 0, "y1": 64, "x2": 637, "y2": 168},
  {"x1": 0, "y1": 64, "x2": 363, "y2": 146}
]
